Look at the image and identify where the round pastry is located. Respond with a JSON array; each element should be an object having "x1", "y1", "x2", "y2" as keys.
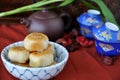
[
  {"x1": 24, "y1": 32, "x2": 49, "y2": 52},
  {"x1": 8, "y1": 46, "x2": 29, "y2": 63},
  {"x1": 29, "y1": 44, "x2": 54, "y2": 67}
]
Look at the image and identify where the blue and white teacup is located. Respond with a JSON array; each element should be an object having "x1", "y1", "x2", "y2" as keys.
[
  {"x1": 93, "y1": 22, "x2": 120, "y2": 56},
  {"x1": 77, "y1": 9, "x2": 103, "y2": 39}
]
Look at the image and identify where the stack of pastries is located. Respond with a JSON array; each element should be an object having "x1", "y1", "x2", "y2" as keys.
[{"x1": 8, "y1": 32, "x2": 55, "y2": 67}]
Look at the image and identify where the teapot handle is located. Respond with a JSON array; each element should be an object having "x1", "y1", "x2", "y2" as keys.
[
  {"x1": 20, "y1": 18, "x2": 31, "y2": 28},
  {"x1": 60, "y1": 13, "x2": 72, "y2": 31}
]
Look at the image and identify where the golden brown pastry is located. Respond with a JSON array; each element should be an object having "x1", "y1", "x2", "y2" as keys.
[
  {"x1": 24, "y1": 32, "x2": 49, "y2": 52},
  {"x1": 29, "y1": 44, "x2": 54, "y2": 67},
  {"x1": 8, "y1": 46, "x2": 29, "y2": 63}
]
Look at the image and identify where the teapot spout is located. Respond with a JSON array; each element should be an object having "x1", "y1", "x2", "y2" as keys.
[{"x1": 20, "y1": 18, "x2": 30, "y2": 27}]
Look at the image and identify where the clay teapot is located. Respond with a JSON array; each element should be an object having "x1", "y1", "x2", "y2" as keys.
[{"x1": 20, "y1": 8, "x2": 71, "y2": 41}]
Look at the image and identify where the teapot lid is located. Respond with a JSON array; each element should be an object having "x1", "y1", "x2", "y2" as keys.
[{"x1": 29, "y1": 8, "x2": 58, "y2": 19}]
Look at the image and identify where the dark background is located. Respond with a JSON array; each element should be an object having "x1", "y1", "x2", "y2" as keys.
[{"x1": 0, "y1": 0, "x2": 120, "y2": 29}]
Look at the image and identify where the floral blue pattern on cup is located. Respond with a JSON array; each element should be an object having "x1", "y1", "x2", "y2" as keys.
[
  {"x1": 93, "y1": 22, "x2": 120, "y2": 56},
  {"x1": 77, "y1": 9, "x2": 103, "y2": 39}
]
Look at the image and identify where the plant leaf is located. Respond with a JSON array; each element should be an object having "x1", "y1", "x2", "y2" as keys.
[
  {"x1": 81, "y1": 0, "x2": 98, "y2": 10},
  {"x1": 91, "y1": 0, "x2": 119, "y2": 27},
  {"x1": 0, "y1": 0, "x2": 63, "y2": 17},
  {"x1": 59, "y1": 0, "x2": 74, "y2": 7}
]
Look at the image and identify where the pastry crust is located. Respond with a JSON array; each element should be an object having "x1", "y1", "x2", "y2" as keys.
[
  {"x1": 29, "y1": 44, "x2": 54, "y2": 67},
  {"x1": 8, "y1": 46, "x2": 29, "y2": 63},
  {"x1": 24, "y1": 32, "x2": 49, "y2": 52}
]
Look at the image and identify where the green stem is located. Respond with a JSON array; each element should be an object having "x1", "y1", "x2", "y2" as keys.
[
  {"x1": 27, "y1": 6, "x2": 57, "y2": 11},
  {"x1": 81, "y1": 0, "x2": 98, "y2": 10},
  {"x1": 91, "y1": 0, "x2": 119, "y2": 28},
  {"x1": 59, "y1": 0, "x2": 74, "y2": 7},
  {"x1": 0, "y1": 0, "x2": 63, "y2": 17}
]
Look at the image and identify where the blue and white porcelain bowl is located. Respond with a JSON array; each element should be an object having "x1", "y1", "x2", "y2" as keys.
[
  {"x1": 93, "y1": 22, "x2": 120, "y2": 56},
  {"x1": 77, "y1": 9, "x2": 103, "y2": 39},
  {"x1": 1, "y1": 41, "x2": 69, "y2": 80}
]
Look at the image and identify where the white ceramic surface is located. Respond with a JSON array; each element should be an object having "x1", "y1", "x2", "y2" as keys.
[
  {"x1": 1, "y1": 41, "x2": 69, "y2": 80},
  {"x1": 87, "y1": 9, "x2": 100, "y2": 15},
  {"x1": 105, "y1": 22, "x2": 119, "y2": 31}
]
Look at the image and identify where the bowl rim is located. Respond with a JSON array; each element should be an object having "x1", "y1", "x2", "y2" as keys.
[{"x1": 1, "y1": 41, "x2": 69, "y2": 70}]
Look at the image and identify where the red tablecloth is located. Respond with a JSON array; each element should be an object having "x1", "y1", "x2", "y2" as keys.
[{"x1": 1, "y1": 24, "x2": 120, "y2": 80}]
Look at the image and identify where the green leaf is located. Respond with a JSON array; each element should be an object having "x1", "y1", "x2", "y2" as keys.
[
  {"x1": 81, "y1": 0, "x2": 98, "y2": 10},
  {"x1": 91, "y1": 0, "x2": 119, "y2": 28},
  {"x1": 0, "y1": 0, "x2": 63, "y2": 17},
  {"x1": 59, "y1": 0, "x2": 74, "y2": 7}
]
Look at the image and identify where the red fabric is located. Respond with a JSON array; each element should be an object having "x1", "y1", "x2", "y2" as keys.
[{"x1": 0, "y1": 24, "x2": 120, "y2": 80}]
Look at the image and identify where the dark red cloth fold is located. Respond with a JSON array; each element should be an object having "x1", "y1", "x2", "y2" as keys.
[{"x1": 0, "y1": 24, "x2": 120, "y2": 80}]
